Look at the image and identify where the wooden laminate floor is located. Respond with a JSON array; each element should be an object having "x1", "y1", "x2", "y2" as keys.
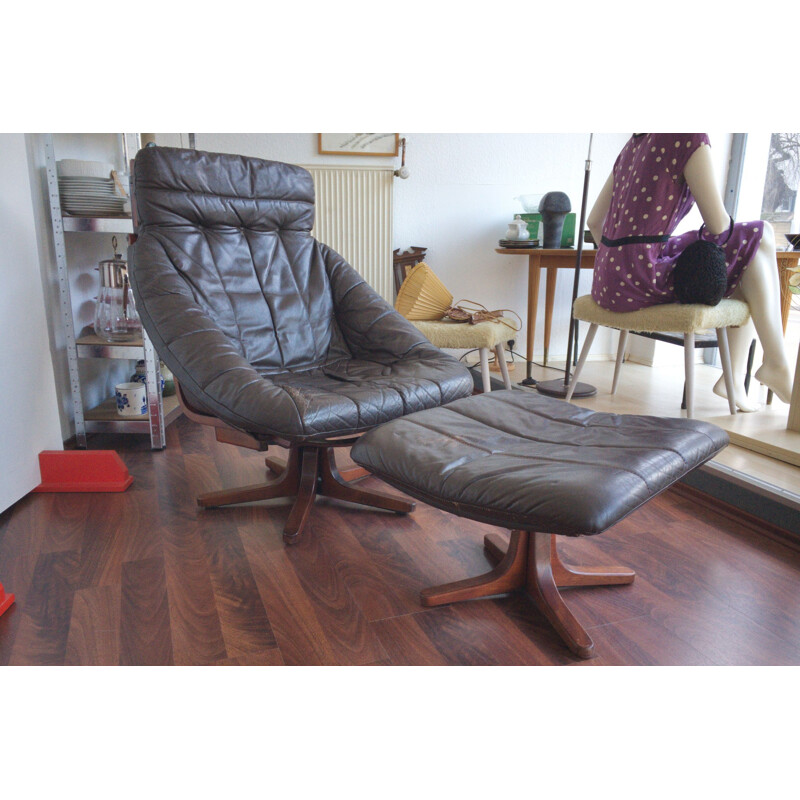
[{"x1": 2, "y1": 415, "x2": 800, "y2": 666}]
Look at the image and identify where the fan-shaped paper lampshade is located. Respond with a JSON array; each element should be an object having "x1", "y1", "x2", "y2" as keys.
[{"x1": 395, "y1": 262, "x2": 453, "y2": 320}]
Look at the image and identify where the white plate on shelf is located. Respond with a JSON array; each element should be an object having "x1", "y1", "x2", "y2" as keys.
[
  {"x1": 58, "y1": 178, "x2": 114, "y2": 189},
  {"x1": 61, "y1": 194, "x2": 121, "y2": 202},
  {"x1": 64, "y1": 209, "x2": 126, "y2": 215},
  {"x1": 64, "y1": 203, "x2": 126, "y2": 211},
  {"x1": 61, "y1": 188, "x2": 114, "y2": 197},
  {"x1": 62, "y1": 195, "x2": 124, "y2": 203},
  {"x1": 62, "y1": 208, "x2": 126, "y2": 215},
  {"x1": 59, "y1": 186, "x2": 117, "y2": 193},
  {"x1": 59, "y1": 177, "x2": 115, "y2": 184},
  {"x1": 60, "y1": 187, "x2": 118, "y2": 196},
  {"x1": 60, "y1": 187, "x2": 121, "y2": 195},
  {"x1": 57, "y1": 159, "x2": 114, "y2": 179}
]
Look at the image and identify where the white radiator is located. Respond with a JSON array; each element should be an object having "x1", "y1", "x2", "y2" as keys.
[{"x1": 304, "y1": 165, "x2": 394, "y2": 302}]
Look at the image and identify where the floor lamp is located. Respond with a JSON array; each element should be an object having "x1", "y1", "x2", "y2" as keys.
[{"x1": 536, "y1": 134, "x2": 597, "y2": 399}]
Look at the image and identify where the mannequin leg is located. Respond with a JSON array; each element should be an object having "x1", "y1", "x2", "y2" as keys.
[
  {"x1": 734, "y1": 223, "x2": 793, "y2": 404},
  {"x1": 712, "y1": 318, "x2": 760, "y2": 412}
]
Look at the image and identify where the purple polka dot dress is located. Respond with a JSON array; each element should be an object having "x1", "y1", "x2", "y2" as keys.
[{"x1": 591, "y1": 133, "x2": 764, "y2": 311}]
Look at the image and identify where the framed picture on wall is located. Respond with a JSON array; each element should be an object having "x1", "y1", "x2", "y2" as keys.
[{"x1": 318, "y1": 133, "x2": 399, "y2": 157}]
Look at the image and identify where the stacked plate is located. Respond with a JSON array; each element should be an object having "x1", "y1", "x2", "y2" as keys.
[
  {"x1": 499, "y1": 238, "x2": 539, "y2": 248},
  {"x1": 57, "y1": 159, "x2": 127, "y2": 217}
]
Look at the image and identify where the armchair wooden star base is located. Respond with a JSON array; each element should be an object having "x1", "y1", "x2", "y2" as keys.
[
  {"x1": 178, "y1": 382, "x2": 413, "y2": 544},
  {"x1": 420, "y1": 530, "x2": 635, "y2": 659},
  {"x1": 198, "y1": 443, "x2": 414, "y2": 544}
]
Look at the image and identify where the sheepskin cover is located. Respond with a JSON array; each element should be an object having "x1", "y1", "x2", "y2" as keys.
[
  {"x1": 412, "y1": 318, "x2": 516, "y2": 349},
  {"x1": 573, "y1": 295, "x2": 750, "y2": 334}
]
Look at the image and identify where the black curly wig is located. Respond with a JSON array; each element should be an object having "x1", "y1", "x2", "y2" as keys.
[{"x1": 673, "y1": 240, "x2": 728, "y2": 306}]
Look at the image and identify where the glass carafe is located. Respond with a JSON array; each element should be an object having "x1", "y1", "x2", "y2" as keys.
[{"x1": 93, "y1": 237, "x2": 140, "y2": 342}]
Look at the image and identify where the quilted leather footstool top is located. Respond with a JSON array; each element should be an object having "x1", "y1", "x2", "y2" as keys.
[{"x1": 350, "y1": 390, "x2": 729, "y2": 537}]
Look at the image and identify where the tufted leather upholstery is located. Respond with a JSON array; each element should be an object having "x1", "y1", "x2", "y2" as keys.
[{"x1": 129, "y1": 146, "x2": 473, "y2": 443}]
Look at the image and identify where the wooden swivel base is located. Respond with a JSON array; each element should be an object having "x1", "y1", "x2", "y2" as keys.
[
  {"x1": 197, "y1": 445, "x2": 414, "y2": 544},
  {"x1": 420, "y1": 530, "x2": 635, "y2": 659}
]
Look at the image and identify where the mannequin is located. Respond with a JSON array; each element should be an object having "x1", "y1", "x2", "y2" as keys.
[{"x1": 587, "y1": 134, "x2": 793, "y2": 411}]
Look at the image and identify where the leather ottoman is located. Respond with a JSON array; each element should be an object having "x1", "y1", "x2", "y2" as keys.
[{"x1": 350, "y1": 389, "x2": 728, "y2": 658}]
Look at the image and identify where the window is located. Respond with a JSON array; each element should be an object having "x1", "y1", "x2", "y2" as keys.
[{"x1": 760, "y1": 133, "x2": 800, "y2": 245}]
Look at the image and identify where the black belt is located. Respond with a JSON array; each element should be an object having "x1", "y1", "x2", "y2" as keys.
[{"x1": 601, "y1": 234, "x2": 670, "y2": 247}]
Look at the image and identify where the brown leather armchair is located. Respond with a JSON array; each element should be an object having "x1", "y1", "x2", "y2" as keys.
[{"x1": 129, "y1": 146, "x2": 473, "y2": 543}]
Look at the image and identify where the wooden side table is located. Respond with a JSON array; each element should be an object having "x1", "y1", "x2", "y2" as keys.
[
  {"x1": 776, "y1": 250, "x2": 800, "y2": 333},
  {"x1": 496, "y1": 247, "x2": 596, "y2": 382}
]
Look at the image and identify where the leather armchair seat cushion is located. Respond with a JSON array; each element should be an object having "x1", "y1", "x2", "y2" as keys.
[
  {"x1": 351, "y1": 390, "x2": 729, "y2": 536},
  {"x1": 261, "y1": 356, "x2": 473, "y2": 438}
]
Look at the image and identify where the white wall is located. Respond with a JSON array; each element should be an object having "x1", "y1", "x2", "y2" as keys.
[
  {"x1": 157, "y1": 132, "x2": 631, "y2": 363},
  {"x1": 0, "y1": 134, "x2": 63, "y2": 512}
]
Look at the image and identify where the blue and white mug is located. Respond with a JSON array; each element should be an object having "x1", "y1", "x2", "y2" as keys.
[{"x1": 115, "y1": 382, "x2": 148, "y2": 416}]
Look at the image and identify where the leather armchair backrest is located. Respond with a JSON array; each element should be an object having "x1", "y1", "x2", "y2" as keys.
[{"x1": 131, "y1": 146, "x2": 349, "y2": 374}]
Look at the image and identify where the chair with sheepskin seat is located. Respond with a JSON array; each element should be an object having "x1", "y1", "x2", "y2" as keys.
[
  {"x1": 411, "y1": 318, "x2": 514, "y2": 393},
  {"x1": 566, "y1": 295, "x2": 751, "y2": 418}
]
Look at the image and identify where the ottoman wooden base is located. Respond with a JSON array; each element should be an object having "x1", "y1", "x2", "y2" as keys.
[
  {"x1": 421, "y1": 531, "x2": 635, "y2": 659},
  {"x1": 351, "y1": 390, "x2": 729, "y2": 661}
]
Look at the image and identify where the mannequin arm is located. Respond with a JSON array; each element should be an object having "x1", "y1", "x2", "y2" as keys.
[
  {"x1": 587, "y1": 171, "x2": 614, "y2": 245},
  {"x1": 683, "y1": 144, "x2": 730, "y2": 235}
]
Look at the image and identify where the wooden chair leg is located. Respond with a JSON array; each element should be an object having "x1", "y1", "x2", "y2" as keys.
[
  {"x1": 483, "y1": 531, "x2": 512, "y2": 564},
  {"x1": 421, "y1": 531, "x2": 528, "y2": 607},
  {"x1": 283, "y1": 447, "x2": 320, "y2": 544},
  {"x1": 611, "y1": 330, "x2": 628, "y2": 395},
  {"x1": 266, "y1": 453, "x2": 369, "y2": 483},
  {"x1": 198, "y1": 447, "x2": 300, "y2": 508},
  {"x1": 544, "y1": 266, "x2": 558, "y2": 367},
  {"x1": 482, "y1": 530, "x2": 634, "y2": 658},
  {"x1": 494, "y1": 344, "x2": 512, "y2": 390},
  {"x1": 566, "y1": 323, "x2": 598, "y2": 401},
  {"x1": 526, "y1": 532, "x2": 595, "y2": 659},
  {"x1": 683, "y1": 331, "x2": 695, "y2": 418},
  {"x1": 485, "y1": 532, "x2": 635, "y2": 587},
  {"x1": 448, "y1": 530, "x2": 601, "y2": 658},
  {"x1": 549, "y1": 536, "x2": 635, "y2": 587},
  {"x1": 337, "y1": 465, "x2": 371, "y2": 482},
  {"x1": 265, "y1": 455, "x2": 287, "y2": 475},
  {"x1": 319, "y1": 448, "x2": 415, "y2": 514},
  {"x1": 201, "y1": 444, "x2": 396, "y2": 546}
]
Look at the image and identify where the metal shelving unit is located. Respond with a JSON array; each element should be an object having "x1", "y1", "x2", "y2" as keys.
[{"x1": 44, "y1": 133, "x2": 180, "y2": 449}]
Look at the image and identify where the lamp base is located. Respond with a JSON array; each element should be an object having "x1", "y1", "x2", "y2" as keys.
[{"x1": 535, "y1": 378, "x2": 597, "y2": 398}]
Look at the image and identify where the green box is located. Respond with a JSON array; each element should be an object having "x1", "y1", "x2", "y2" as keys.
[
  {"x1": 561, "y1": 213, "x2": 576, "y2": 248},
  {"x1": 516, "y1": 212, "x2": 576, "y2": 247}
]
